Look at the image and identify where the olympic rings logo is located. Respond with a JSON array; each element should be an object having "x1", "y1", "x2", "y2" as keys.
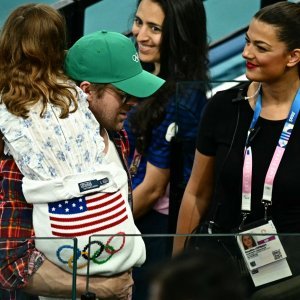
[
  {"x1": 132, "y1": 53, "x2": 140, "y2": 62},
  {"x1": 56, "y1": 232, "x2": 126, "y2": 270}
]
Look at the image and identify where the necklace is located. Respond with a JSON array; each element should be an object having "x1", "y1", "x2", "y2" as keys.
[{"x1": 245, "y1": 82, "x2": 262, "y2": 100}]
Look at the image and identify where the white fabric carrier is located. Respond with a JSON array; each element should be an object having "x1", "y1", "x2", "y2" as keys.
[
  {"x1": 0, "y1": 84, "x2": 146, "y2": 275},
  {"x1": 32, "y1": 169, "x2": 145, "y2": 276},
  {"x1": 22, "y1": 161, "x2": 128, "y2": 202},
  {"x1": 0, "y1": 86, "x2": 106, "y2": 180}
]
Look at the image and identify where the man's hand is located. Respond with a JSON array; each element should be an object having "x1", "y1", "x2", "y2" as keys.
[
  {"x1": 24, "y1": 259, "x2": 133, "y2": 299},
  {"x1": 89, "y1": 270, "x2": 133, "y2": 300}
]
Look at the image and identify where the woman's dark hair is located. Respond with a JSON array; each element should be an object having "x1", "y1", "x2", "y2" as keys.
[
  {"x1": 153, "y1": 0, "x2": 209, "y2": 82},
  {"x1": 129, "y1": 0, "x2": 209, "y2": 153},
  {"x1": 254, "y1": 1, "x2": 300, "y2": 52}
]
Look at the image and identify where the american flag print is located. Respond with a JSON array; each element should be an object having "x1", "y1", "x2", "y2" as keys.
[{"x1": 48, "y1": 191, "x2": 128, "y2": 237}]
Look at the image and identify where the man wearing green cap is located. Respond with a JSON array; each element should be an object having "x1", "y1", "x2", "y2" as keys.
[
  {"x1": 65, "y1": 30, "x2": 163, "y2": 98},
  {"x1": 0, "y1": 31, "x2": 164, "y2": 300}
]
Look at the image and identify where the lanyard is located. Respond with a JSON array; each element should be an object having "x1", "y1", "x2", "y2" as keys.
[{"x1": 241, "y1": 88, "x2": 300, "y2": 224}]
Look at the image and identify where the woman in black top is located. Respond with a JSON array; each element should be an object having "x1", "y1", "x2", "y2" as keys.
[{"x1": 174, "y1": 1, "x2": 300, "y2": 253}]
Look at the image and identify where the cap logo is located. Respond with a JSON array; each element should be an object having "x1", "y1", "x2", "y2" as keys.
[{"x1": 132, "y1": 53, "x2": 140, "y2": 62}]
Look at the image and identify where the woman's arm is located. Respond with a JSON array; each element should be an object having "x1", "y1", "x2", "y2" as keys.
[
  {"x1": 173, "y1": 150, "x2": 215, "y2": 255},
  {"x1": 133, "y1": 162, "x2": 170, "y2": 219}
]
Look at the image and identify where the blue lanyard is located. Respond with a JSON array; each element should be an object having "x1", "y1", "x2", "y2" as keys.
[
  {"x1": 246, "y1": 89, "x2": 300, "y2": 147},
  {"x1": 241, "y1": 88, "x2": 300, "y2": 224}
]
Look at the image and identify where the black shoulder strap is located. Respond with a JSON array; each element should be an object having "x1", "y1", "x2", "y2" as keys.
[{"x1": 199, "y1": 83, "x2": 247, "y2": 233}]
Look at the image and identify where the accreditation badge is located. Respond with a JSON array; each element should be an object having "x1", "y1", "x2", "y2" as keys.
[{"x1": 237, "y1": 220, "x2": 292, "y2": 286}]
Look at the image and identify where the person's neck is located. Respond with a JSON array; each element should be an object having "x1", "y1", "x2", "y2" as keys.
[
  {"x1": 249, "y1": 76, "x2": 300, "y2": 120},
  {"x1": 153, "y1": 62, "x2": 161, "y2": 75},
  {"x1": 262, "y1": 79, "x2": 300, "y2": 106},
  {"x1": 100, "y1": 127, "x2": 109, "y2": 154}
]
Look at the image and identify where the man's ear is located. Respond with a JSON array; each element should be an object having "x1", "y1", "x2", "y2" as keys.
[
  {"x1": 79, "y1": 81, "x2": 92, "y2": 94},
  {"x1": 287, "y1": 48, "x2": 300, "y2": 67}
]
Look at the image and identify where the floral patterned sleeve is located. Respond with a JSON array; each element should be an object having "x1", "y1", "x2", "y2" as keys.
[{"x1": 0, "y1": 158, "x2": 45, "y2": 297}]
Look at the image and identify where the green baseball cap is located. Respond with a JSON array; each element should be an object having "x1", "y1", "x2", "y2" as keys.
[{"x1": 65, "y1": 30, "x2": 165, "y2": 98}]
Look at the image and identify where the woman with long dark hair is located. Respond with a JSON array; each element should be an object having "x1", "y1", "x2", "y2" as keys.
[
  {"x1": 124, "y1": 0, "x2": 209, "y2": 298},
  {"x1": 175, "y1": 1, "x2": 300, "y2": 296}
]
